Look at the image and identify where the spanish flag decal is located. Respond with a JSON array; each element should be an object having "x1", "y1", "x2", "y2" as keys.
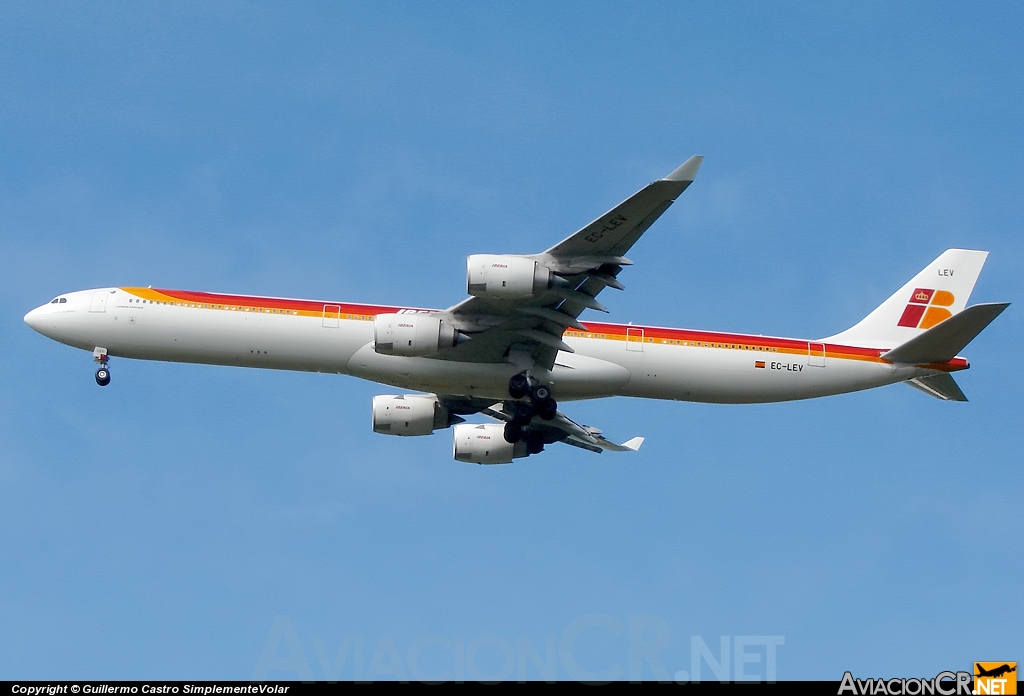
[{"x1": 755, "y1": 360, "x2": 766, "y2": 368}]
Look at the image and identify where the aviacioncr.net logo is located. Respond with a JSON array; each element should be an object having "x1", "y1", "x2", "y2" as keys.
[{"x1": 838, "y1": 670, "x2": 972, "y2": 695}]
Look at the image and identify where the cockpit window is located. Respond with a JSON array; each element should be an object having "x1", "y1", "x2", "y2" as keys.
[
  {"x1": 51, "y1": 299, "x2": 58, "y2": 304},
  {"x1": 59, "y1": 298, "x2": 67, "y2": 303}
]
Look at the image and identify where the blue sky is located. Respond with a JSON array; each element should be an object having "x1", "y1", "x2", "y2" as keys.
[{"x1": 1, "y1": 2, "x2": 1021, "y2": 681}]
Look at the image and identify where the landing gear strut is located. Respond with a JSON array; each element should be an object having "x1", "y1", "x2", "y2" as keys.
[{"x1": 94, "y1": 347, "x2": 111, "y2": 387}]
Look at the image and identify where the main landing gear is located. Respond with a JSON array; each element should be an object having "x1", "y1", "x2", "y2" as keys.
[
  {"x1": 93, "y1": 347, "x2": 111, "y2": 387},
  {"x1": 507, "y1": 373, "x2": 557, "y2": 420},
  {"x1": 503, "y1": 372, "x2": 558, "y2": 450}
]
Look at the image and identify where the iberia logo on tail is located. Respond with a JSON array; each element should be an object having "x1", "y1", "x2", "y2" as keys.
[{"x1": 897, "y1": 288, "x2": 955, "y2": 329}]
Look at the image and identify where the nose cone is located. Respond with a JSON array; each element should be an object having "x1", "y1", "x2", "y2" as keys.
[{"x1": 24, "y1": 305, "x2": 47, "y2": 333}]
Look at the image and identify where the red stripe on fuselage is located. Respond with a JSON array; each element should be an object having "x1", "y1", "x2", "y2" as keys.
[
  {"x1": 147, "y1": 288, "x2": 969, "y2": 371},
  {"x1": 152, "y1": 288, "x2": 432, "y2": 316}
]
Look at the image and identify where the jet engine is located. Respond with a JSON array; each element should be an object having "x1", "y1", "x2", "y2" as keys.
[
  {"x1": 452, "y1": 423, "x2": 529, "y2": 464},
  {"x1": 373, "y1": 313, "x2": 461, "y2": 357},
  {"x1": 466, "y1": 254, "x2": 552, "y2": 299},
  {"x1": 372, "y1": 394, "x2": 458, "y2": 436}
]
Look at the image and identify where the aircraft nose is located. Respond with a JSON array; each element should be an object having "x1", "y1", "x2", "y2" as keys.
[{"x1": 24, "y1": 305, "x2": 46, "y2": 332}]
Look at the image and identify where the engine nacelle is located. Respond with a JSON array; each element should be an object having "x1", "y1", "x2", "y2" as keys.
[
  {"x1": 372, "y1": 394, "x2": 452, "y2": 436},
  {"x1": 374, "y1": 313, "x2": 460, "y2": 357},
  {"x1": 466, "y1": 254, "x2": 551, "y2": 299},
  {"x1": 452, "y1": 423, "x2": 528, "y2": 464}
]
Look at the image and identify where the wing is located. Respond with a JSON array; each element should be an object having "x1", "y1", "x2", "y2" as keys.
[
  {"x1": 479, "y1": 401, "x2": 644, "y2": 455},
  {"x1": 438, "y1": 155, "x2": 704, "y2": 370}
]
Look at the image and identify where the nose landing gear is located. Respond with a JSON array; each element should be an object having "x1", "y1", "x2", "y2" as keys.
[{"x1": 93, "y1": 347, "x2": 111, "y2": 387}]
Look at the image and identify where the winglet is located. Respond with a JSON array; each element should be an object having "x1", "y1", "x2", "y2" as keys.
[
  {"x1": 620, "y1": 436, "x2": 644, "y2": 451},
  {"x1": 664, "y1": 155, "x2": 704, "y2": 182}
]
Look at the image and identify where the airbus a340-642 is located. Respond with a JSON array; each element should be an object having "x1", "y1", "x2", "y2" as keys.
[{"x1": 24, "y1": 156, "x2": 1008, "y2": 463}]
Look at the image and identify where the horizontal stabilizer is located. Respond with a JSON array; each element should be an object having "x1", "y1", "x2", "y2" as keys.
[
  {"x1": 905, "y1": 374, "x2": 968, "y2": 402},
  {"x1": 881, "y1": 302, "x2": 1009, "y2": 364}
]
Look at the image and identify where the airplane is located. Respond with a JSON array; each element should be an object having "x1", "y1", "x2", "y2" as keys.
[
  {"x1": 975, "y1": 664, "x2": 1016, "y2": 679},
  {"x1": 24, "y1": 156, "x2": 1009, "y2": 464}
]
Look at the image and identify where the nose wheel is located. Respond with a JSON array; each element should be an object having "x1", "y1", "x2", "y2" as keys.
[
  {"x1": 93, "y1": 347, "x2": 111, "y2": 387},
  {"x1": 95, "y1": 367, "x2": 111, "y2": 386}
]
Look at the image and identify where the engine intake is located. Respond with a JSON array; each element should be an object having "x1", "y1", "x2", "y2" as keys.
[
  {"x1": 372, "y1": 394, "x2": 455, "y2": 436},
  {"x1": 452, "y1": 423, "x2": 528, "y2": 464},
  {"x1": 374, "y1": 313, "x2": 461, "y2": 357},
  {"x1": 466, "y1": 254, "x2": 552, "y2": 299}
]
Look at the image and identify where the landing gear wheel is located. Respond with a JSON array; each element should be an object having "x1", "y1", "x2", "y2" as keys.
[
  {"x1": 525, "y1": 431, "x2": 545, "y2": 455},
  {"x1": 508, "y1": 373, "x2": 529, "y2": 399},
  {"x1": 510, "y1": 401, "x2": 535, "y2": 425},
  {"x1": 503, "y1": 422, "x2": 523, "y2": 443},
  {"x1": 536, "y1": 397, "x2": 557, "y2": 421},
  {"x1": 95, "y1": 367, "x2": 111, "y2": 387},
  {"x1": 531, "y1": 384, "x2": 551, "y2": 401}
]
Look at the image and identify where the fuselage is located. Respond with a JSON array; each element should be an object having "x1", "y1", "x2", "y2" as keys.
[{"x1": 24, "y1": 286, "x2": 967, "y2": 404}]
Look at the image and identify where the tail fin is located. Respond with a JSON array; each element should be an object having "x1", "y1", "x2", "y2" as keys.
[{"x1": 824, "y1": 249, "x2": 990, "y2": 348}]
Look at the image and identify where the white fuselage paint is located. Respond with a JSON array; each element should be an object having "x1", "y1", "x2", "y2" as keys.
[{"x1": 25, "y1": 288, "x2": 950, "y2": 403}]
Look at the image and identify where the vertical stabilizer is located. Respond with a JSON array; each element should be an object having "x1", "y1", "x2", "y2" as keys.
[{"x1": 824, "y1": 249, "x2": 989, "y2": 348}]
